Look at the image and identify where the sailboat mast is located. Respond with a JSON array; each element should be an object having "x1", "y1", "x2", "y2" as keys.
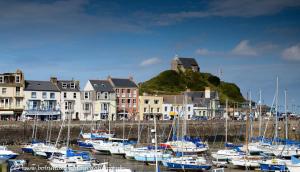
[
  {"x1": 285, "y1": 90, "x2": 288, "y2": 140},
  {"x1": 182, "y1": 93, "x2": 187, "y2": 137},
  {"x1": 123, "y1": 107, "x2": 125, "y2": 142},
  {"x1": 225, "y1": 99, "x2": 228, "y2": 143},
  {"x1": 246, "y1": 97, "x2": 250, "y2": 154},
  {"x1": 154, "y1": 113, "x2": 158, "y2": 172},
  {"x1": 259, "y1": 89, "x2": 262, "y2": 137},
  {"x1": 275, "y1": 77, "x2": 279, "y2": 143},
  {"x1": 250, "y1": 91, "x2": 253, "y2": 140}
]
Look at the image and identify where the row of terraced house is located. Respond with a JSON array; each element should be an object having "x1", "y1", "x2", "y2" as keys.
[{"x1": 0, "y1": 58, "x2": 221, "y2": 121}]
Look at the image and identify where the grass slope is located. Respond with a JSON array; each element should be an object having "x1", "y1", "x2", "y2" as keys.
[{"x1": 139, "y1": 70, "x2": 245, "y2": 104}]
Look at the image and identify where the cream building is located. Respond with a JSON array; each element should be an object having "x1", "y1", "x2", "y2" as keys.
[
  {"x1": 82, "y1": 80, "x2": 116, "y2": 121},
  {"x1": 139, "y1": 94, "x2": 163, "y2": 120},
  {"x1": 0, "y1": 69, "x2": 24, "y2": 120}
]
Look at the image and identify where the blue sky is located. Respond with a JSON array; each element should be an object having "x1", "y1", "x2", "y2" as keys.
[{"x1": 0, "y1": 0, "x2": 300, "y2": 111}]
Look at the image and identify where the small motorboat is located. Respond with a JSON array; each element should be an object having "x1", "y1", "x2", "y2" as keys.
[{"x1": 162, "y1": 156, "x2": 212, "y2": 171}]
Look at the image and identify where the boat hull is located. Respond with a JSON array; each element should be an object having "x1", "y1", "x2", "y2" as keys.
[{"x1": 164, "y1": 162, "x2": 211, "y2": 171}]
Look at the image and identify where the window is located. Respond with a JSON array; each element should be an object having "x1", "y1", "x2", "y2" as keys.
[
  {"x1": 16, "y1": 99, "x2": 20, "y2": 107},
  {"x1": 31, "y1": 92, "x2": 36, "y2": 98},
  {"x1": 84, "y1": 92, "x2": 89, "y2": 99},
  {"x1": 154, "y1": 100, "x2": 159, "y2": 104},
  {"x1": 65, "y1": 102, "x2": 68, "y2": 110},
  {"x1": 0, "y1": 76, "x2": 3, "y2": 83},
  {"x1": 121, "y1": 89, "x2": 124, "y2": 93},
  {"x1": 104, "y1": 92, "x2": 108, "y2": 99},
  {"x1": 42, "y1": 92, "x2": 47, "y2": 99},
  {"x1": 171, "y1": 107, "x2": 173, "y2": 111},
  {"x1": 70, "y1": 83, "x2": 75, "y2": 89},
  {"x1": 151, "y1": 108, "x2": 153, "y2": 112},
  {"x1": 50, "y1": 93, "x2": 55, "y2": 99},
  {"x1": 144, "y1": 108, "x2": 147, "y2": 112},
  {"x1": 97, "y1": 92, "x2": 101, "y2": 100},
  {"x1": 144, "y1": 99, "x2": 149, "y2": 104},
  {"x1": 188, "y1": 106, "x2": 191, "y2": 111},
  {"x1": 116, "y1": 89, "x2": 119, "y2": 93},
  {"x1": 15, "y1": 75, "x2": 20, "y2": 83},
  {"x1": 165, "y1": 106, "x2": 168, "y2": 111},
  {"x1": 127, "y1": 89, "x2": 130, "y2": 93},
  {"x1": 203, "y1": 111, "x2": 206, "y2": 116},
  {"x1": 73, "y1": 93, "x2": 76, "y2": 98},
  {"x1": 62, "y1": 83, "x2": 67, "y2": 89},
  {"x1": 157, "y1": 108, "x2": 160, "y2": 112},
  {"x1": 133, "y1": 99, "x2": 136, "y2": 104},
  {"x1": 127, "y1": 99, "x2": 131, "y2": 104},
  {"x1": 64, "y1": 92, "x2": 67, "y2": 98},
  {"x1": 122, "y1": 99, "x2": 125, "y2": 103},
  {"x1": 84, "y1": 103, "x2": 90, "y2": 111},
  {"x1": 2, "y1": 88, "x2": 6, "y2": 94}
]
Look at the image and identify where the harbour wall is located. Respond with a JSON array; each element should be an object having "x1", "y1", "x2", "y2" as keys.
[{"x1": 0, "y1": 120, "x2": 299, "y2": 145}]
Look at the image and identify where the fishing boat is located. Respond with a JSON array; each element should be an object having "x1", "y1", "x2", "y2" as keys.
[
  {"x1": 0, "y1": 146, "x2": 18, "y2": 162},
  {"x1": 162, "y1": 156, "x2": 212, "y2": 171},
  {"x1": 285, "y1": 156, "x2": 300, "y2": 172},
  {"x1": 108, "y1": 142, "x2": 134, "y2": 155}
]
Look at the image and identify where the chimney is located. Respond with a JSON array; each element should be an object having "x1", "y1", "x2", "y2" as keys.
[
  {"x1": 205, "y1": 87, "x2": 211, "y2": 99},
  {"x1": 50, "y1": 77, "x2": 58, "y2": 85}
]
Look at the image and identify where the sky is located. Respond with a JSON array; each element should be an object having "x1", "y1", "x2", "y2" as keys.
[{"x1": 0, "y1": 0, "x2": 300, "y2": 112}]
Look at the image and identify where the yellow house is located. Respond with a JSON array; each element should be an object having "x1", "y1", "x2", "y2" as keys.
[
  {"x1": 0, "y1": 69, "x2": 25, "y2": 120},
  {"x1": 139, "y1": 94, "x2": 163, "y2": 120}
]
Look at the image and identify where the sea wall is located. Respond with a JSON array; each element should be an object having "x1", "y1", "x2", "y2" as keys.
[{"x1": 0, "y1": 120, "x2": 299, "y2": 145}]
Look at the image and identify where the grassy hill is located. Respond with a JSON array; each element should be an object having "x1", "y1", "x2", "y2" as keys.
[{"x1": 139, "y1": 69, "x2": 245, "y2": 104}]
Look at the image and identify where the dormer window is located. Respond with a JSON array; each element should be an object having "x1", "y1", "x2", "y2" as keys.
[
  {"x1": 0, "y1": 76, "x2": 3, "y2": 83},
  {"x1": 62, "y1": 83, "x2": 67, "y2": 89},
  {"x1": 15, "y1": 75, "x2": 20, "y2": 83},
  {"x1": 70, "y1": 83, "x2": 75, "y2": 89}
]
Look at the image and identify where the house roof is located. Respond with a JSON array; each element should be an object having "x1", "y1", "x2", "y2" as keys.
[
  {"x1": 89, "y1": 80, "x2": 115, "y2": 92},
  {"x1": 109, "y1": 78, "x2": 137, "y2": 88},
  {"x1": 57, "y1": 80, "x2": 80, "y2": 92},
  {"x1": 24, "y1": 80, "x2": 60, "y2": 92},
  {"x1": 177, "y1": 57, "x2": 199, "y2": 68}
]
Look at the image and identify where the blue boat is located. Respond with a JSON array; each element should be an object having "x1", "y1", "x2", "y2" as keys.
[
  {"x1": 260, "y1": 159, "x2": 288, "y2": 172},
  {"x1": 163, "y1": 156, "x2": 212, "y2": 171},
  {"x1": 0, "y1": 146, "x2": 18, "y2": 162},
  {"x1": 77, "y1": 140, "x2": 94, "y2": 149}
]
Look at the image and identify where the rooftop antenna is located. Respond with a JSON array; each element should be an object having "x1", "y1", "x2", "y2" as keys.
[{"x1": 218, "y1": 67, "x2": 223, "y2": 80}]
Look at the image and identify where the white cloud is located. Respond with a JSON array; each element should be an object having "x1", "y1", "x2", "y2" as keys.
[
  {"x1": 195, "y1": 48, "x2": 210, "y2": 55},
  {"x1": 231, "y1": 40, "x2": 257, "y2": 56},
  {"x1": 282, "y1": 44, "x2": 300, "y2": 61},
  {"x1": 140, "y1": 57, "x2": 161, "y2": 67}
]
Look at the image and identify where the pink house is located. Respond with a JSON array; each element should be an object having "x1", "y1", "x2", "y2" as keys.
[{"x1": 108, "y1": 76, "x2": 139, "y2": 120}]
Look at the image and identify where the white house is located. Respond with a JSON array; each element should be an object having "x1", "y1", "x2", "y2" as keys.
[
  {"x1": 50, "y1": 77, "x2": 82, "y2": 120},
  {"x1": 82, "y1": 80, "x2": 116, "y2": 121},
  {"x1": 22, "y1": 80, "x2": 61, "y2": 120},
  {"x1": 162, "y1": 95, "x2": 194, "y2": 120}
]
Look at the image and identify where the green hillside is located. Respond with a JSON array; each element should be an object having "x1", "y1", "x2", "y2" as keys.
[{"x1": 139, "y1": 69, "x2": 245, "y2": 104}]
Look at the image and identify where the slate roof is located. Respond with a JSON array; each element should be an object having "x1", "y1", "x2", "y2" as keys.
[
  {"x1": 24, "y1": 80, "x2": 60, "y2": 92},
  {"x1": 177, "y1": 57, "x2": 199, "y2": 68},
  {"x1": 57, "y1": 80, "x2": 80, "y2": 92},
  {"x1": 90, "y1": 80, "x2": 115, "y2": 92},
  {"x1": 109, "y1": 78, "x2": 137, "y2": 88}
]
